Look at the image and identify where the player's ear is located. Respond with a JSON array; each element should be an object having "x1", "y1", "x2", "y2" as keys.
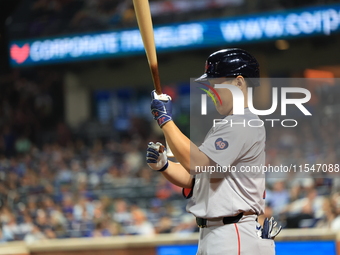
[{"x1": 235, "y1": 75, "x2": 246, "y2": 89}]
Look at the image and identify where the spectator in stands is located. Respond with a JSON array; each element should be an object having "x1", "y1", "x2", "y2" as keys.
[
  {"x1": 49, "y1": 206, "x2": 68, "y2": 238},
  {"x1": 19, "y1": 215, "x2": 34, "y2": 239},
  {"x1": 70, "y1": 159, "x2": 87, "y2": 188},
  {"x1": 266, "y1": 180, "x2": 290, "y2": 216},
  {"x1": 147, "y1": 198, "x2": 166, "y2": 227},
  {"x1": 43, "y1": 227, "x2": 57, "y2": 239},
  {"x1": 35, "y1": 209, "x2": 52, "y2": 232},
  {"x1": 315, "y1": 197, "x2": 336, "y2": 229},
  {"x1": 285, "y1": 187, "x2": 324, "y2": 228},
  {"x1": 1, "y1": 214, "x2": 16, "y2": 241},
  {"x1": 90, "y1": 221, "x2": 111, "y2": 237},
  {"x1": 155, "y1": 216, "x2": 173, "y2": 234},
  {"x1": 127, "y1": 208, "x2": 155, "y2": 236},
  {"x1": 171, "y1": 214, "x2": 197, "y2": 234},
  {"x1": 65, "y1": 211, "x2": 83, "y2": 238},
  {"x1": 107, "y1": 221, "x2": 123, "y2": 236},
  {"x1": 24, "y1": 225, "x2": 46, "y2": 243}
]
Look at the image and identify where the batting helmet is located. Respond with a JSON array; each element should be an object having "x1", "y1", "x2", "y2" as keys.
[{"x1": 195, "y1": 48, "x2": 260, "y2": 87}]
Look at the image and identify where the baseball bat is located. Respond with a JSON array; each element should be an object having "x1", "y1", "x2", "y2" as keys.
[
  {"x1": 132, "y1": 0, "x2": 161, "y2": 95},
  {"x1": 132, "y1": 0, "x2": 174, "y2": 157}
]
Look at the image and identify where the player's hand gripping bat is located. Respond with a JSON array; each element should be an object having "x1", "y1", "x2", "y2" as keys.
[{"x1": 133, "y1": 0, "x2": 174, "y2": 157}]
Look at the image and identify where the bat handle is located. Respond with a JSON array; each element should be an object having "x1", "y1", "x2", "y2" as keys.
[{"x1": 150, "y1": 65, "x2": 162, "y2": 95}]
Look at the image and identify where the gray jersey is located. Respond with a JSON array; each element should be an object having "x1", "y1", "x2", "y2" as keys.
[{"x1": 187, "y1": 108, "x2": 266, "y2": 218}]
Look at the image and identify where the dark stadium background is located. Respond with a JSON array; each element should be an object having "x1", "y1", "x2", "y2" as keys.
[{"x1": 0, "y1": 1, "x2": 339, "y2": 254}]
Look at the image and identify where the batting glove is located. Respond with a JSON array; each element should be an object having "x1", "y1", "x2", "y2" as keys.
[
  {"x1": 146, "y1": 142, "x2": 169, "y2": 172},
  {"x1": 150, "y1": 90, "x2": 172, "y2": 127},
  {"x1": 261, "y1": 217, "x2": 282, "y2": 239}
]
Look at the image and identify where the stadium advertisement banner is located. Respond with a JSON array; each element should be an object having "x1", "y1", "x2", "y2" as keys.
[{"x1": 9, "y1": 4, "x2": 340, "y2": 67}]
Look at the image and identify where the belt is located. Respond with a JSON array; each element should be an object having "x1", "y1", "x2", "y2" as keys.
[{"x1": 196, "y1": 212, "x2": 250, "y2": 228}]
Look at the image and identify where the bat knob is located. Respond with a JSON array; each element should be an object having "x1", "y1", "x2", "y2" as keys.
[{"x1": 159, "y1": 145, "x2": 165, "y2": 153}]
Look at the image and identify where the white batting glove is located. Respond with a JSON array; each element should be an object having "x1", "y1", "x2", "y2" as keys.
[
  {"x1": 261, "y1": 217, "x2": 282, "y2": 239},
  {"x1": 146, "y1": 142, "x2": 169, "y2": 172},
  {"x1": 151, "y1": 90, "x2": 172, "y2": 101}
]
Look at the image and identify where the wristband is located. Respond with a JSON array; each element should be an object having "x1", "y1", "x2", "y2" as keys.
[{"x1": 157, "y1": 161, "x2": 169, "y2": 172}]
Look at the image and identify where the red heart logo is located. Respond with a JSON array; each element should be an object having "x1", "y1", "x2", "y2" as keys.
[{"x1": 10, "y1": 44, "x2": 30, "y2": 64}]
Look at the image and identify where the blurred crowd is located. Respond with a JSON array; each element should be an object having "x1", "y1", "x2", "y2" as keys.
[
  {"x1": 0, "y1": 70, "x2": 339, "y2": 243},
  {"x1": 0, "y1": 69, "x2": 198, "y2": 243},
  {"x1": 9, "y1": 0, "x2": 340, "y2": 39},
  {"x1": 0, "y1": 69, "x2": 64, "y2": 157},
  {"x1": 264, "y1": 117, "x2": 340, "y2": 230},
  {"x1": 0, "y1": 138, "x2": 197, "y2": 243},
  {"x1": 9, "y1": 0, "x2": 243, "y2": 39}
]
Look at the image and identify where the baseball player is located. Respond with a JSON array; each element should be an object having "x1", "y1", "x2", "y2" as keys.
[{"x1": 146, "y1": 48, "x2": 281, "y2": 255}]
